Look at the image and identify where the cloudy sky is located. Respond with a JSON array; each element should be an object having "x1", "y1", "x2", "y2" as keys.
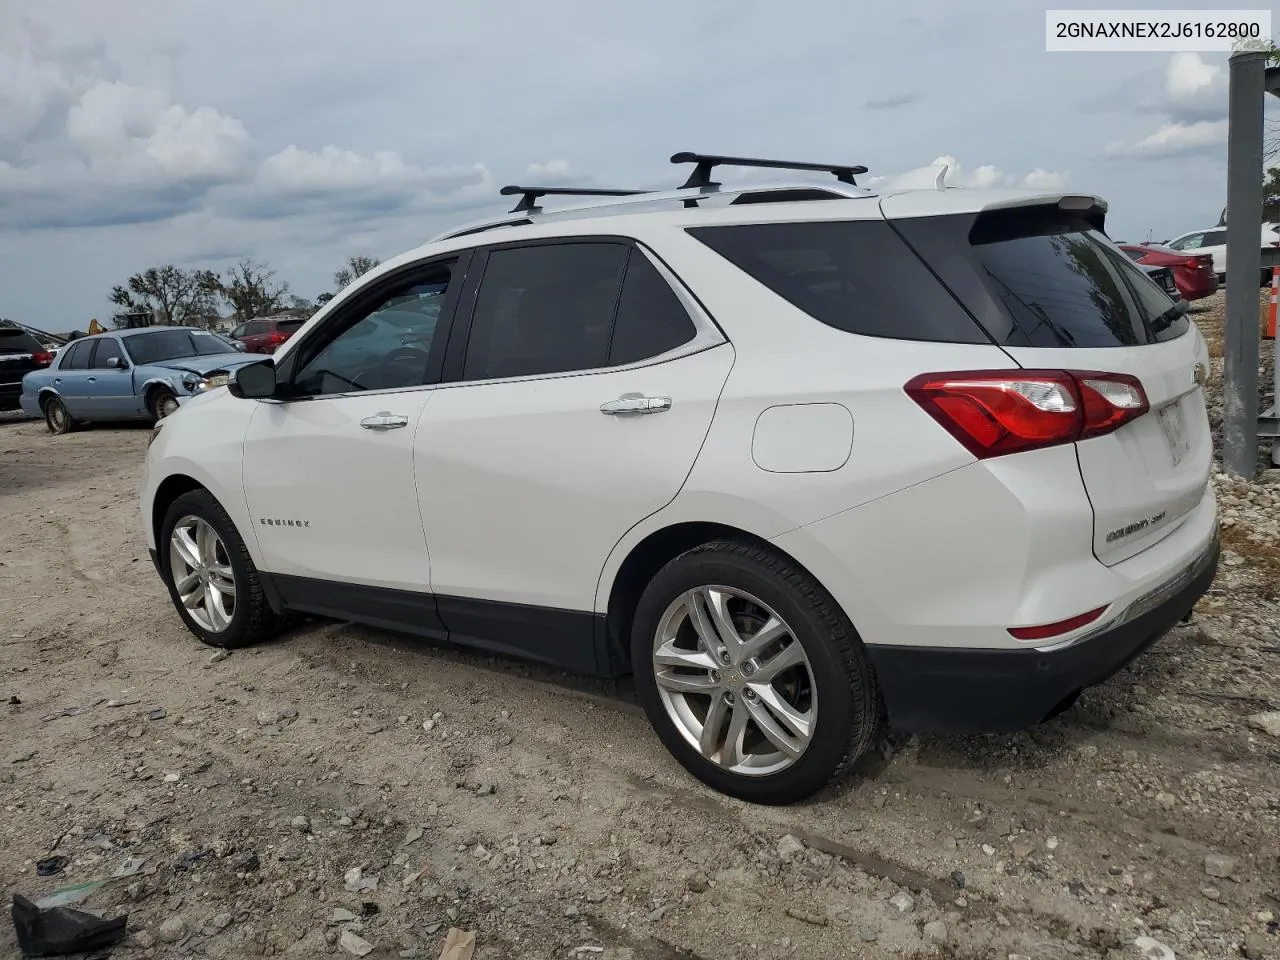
[{"x1": 0, "y1": 0, "x2": 1267, "y2": 332}]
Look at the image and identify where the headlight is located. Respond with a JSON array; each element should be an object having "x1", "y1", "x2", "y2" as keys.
[{"x1": 182, "y1": 373, "x2": 230, "y2": 392}]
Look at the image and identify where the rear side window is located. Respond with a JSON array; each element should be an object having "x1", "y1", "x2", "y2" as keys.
[
  {"x1": 893, "y1": 210, "x2": 1187, "y2": 347},
  {"x1": 1202, "y1": 229, "x2": 1227, "y2": 246},
  {"x1": 608, "y1": 252, "x2": 697, "y2": 366},
  {"x1": 61, "y1": 340, "x2": 92, "y2": 369},
  {"x1": 278, "y1": 319, "x2": 305, "y2": 332},
  {"x1": 686, "y1": 220, "x2": 988, "y2": 343},
  {"x1": 462, "y1": 243, "x2": 629, "y2": 381},
  {"x1": 0, "y1": 329, "x2": 43, "y2": 355}
]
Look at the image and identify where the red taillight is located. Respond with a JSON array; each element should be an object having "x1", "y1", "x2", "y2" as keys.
[
  {"x1": 267, "y1": 331, "x2": 288, "y2": 344},
  {"x1": 904, "y1": 369, "x2": 1149, "y2": 459},
  {"x1": 31, "y1": 351, "x2": 54, "y2": 366},
  {"x1": 1008, "y1": 606, "x2": 1107, "y2": 641},
  {"x1": 1195, "y1": 256, "x2": 1213, "y2": 272}
]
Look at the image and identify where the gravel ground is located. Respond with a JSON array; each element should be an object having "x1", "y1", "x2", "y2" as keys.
[{"x1": 1, "y1": 289, "x2": 1278, "y2": 960}]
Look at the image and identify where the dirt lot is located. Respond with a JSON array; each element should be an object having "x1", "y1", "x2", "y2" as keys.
[{"x1": 2, "y1": 292, "x2": 1278, "y2": 960}]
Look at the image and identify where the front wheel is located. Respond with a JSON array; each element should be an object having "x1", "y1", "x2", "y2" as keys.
[
  {"x1": 150, "y1": 387, "x2": 179, "y2": 421},
  {"x1": 159, "y1": 489, "x2": 281, "y2": 648},
  {"x1": 632, "y1": 540, "x2": 881, "y2": 805}
]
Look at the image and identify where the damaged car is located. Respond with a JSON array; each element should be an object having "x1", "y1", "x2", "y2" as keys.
[{"x1": 19, "y1": 327, "x2": 259, "y2": 434}]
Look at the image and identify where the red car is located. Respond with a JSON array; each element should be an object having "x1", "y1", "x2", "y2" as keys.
[
  {"x1": 230, "y1": 315, "x2": 306, "y2": 354},
  {"x1": 1119, "y1": 244, "x2": 1217, "y2": 301}
]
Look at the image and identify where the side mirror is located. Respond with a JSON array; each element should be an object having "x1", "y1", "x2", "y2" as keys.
[
  {"x1": 228, "y1": 359, "x2": 278, "y2": 400},
  {"x1": 106, "y1": 356, "x2": 124, "y2": 369},
  {"x1": 234, "y1": 341, "x2": 247, "y2": 352}
]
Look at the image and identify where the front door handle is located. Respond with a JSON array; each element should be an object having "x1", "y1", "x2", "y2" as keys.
[
  {"x1": 359, "y1": 412, "x2": 410, "y2": 430},
  {"x1": 600, "y1": 395, "x2": 672, "y2": 416},
  {"x1": 86, "y1": 377, "x2": 96, "y2": 383}
]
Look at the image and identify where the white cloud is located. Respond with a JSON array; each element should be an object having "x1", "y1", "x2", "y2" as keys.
[
  {"x1": 1165, "y1": 52, "x2": 1226, "y2": 121},
  {"x1": 66, "y1": 80, "x2": 251, "y2": 184},
  {"x1": 1108, "y1": 53, "x2": 1229, "y2": 157},
  {"x1": 879, "y1": 155, "x2": 1069, "y2": 191},
  {"x1": 524, "y1": 158, "x2": 571, "y2": 180},
  {"x1": 0, "y1": 46, "x2": 70, "y2": 143},
  {"x1": 1020, "y1": 168, "x2": 1068, "y2": 190},
  {"x1": 1105, "y1": 120, "x2": 1227, "y2": 158}
]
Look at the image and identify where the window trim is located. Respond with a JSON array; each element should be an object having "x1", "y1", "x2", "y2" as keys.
[
  {"x1": 438, "y1": 235, "x2": 725, "y2": 390},
  {"x1": 89, "y1": 336, "x2": 128, "y2": 369},
  {"x1": 271, "y1": 250, "x2": 472, "y2": 402}
]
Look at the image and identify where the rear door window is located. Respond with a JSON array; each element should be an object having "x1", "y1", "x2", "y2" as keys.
[
  {"x1": 461, "y1": 242, "x2": 629, "y2": 381},
  {"x1": 61, "y1": 340, "x2": 93, "y2": 369},
  {"x1": 892, "y1": 210, "x2": 1188, "y2": 347},
  {"x1": 1202, "y1": 229, "x2": 1227, "y2": 246},
  {"x1": 687, "y1": 220, "x2": 988, "y2": 343},
  {"x1": 608, "y1": 251, "x2": 697, "y2": 366}
]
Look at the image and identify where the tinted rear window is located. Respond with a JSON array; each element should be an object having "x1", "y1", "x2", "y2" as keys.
[
  {"x1": 0, "y1": 329, "x2": 43, "y2": 354},
  {"x1": 686, "y1": 220, "x2": 988, "y2": 343},
  {"x1": 277, "y1": 319, "x2": 305, "y2": 331},
  {"x1": 893, "y1": 210, "x2": 1187, "y2": 348}
]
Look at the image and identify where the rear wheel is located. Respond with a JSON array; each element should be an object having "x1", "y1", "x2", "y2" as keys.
[
  {"x1": 43, "y1": 395, "x2": 77, "y2": 435},
  {"x1": 159, "y1": 489, "x2": 281, "y2": 648},
  {"x1": 632, "y1": 539, "x2": 881, "y2": 804}
]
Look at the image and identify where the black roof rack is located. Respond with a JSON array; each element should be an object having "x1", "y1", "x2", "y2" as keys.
[
  {"x1": 498, "y1": 185, "x2": 650, "y2": 214},
  {"x1": 670, "y1": 152, "x2": 869, "y2": 189}
]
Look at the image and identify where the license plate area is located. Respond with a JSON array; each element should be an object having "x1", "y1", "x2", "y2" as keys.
[{"x1": 1156, "y1": 402, "x2": 1189, "y2": 466}]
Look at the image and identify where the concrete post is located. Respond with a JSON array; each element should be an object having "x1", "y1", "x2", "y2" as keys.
[{"x1": 1222, "y1": 47, "x2": 1267, "y2": 477}]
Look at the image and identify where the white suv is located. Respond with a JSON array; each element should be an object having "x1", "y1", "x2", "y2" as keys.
[{"x1": 141, "y1": 153, "x2": 1219, "y2": 804}]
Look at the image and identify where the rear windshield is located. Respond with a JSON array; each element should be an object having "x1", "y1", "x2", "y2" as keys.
[
  {"x1": 686, "y1": 220, "x2": 988, "y2": 343},
  {"x1": 277, "y1": 319, "x2": 305, "y2": 331},
  {"x1": 893, "y1": 210, "x2": 1187, "y2": 347},
  {"x1": 125, "y1": 330, "x2": 237, "y2": 365},
  {"x1": 0, "y1": 329, "x2": 44, "y2": 355}
]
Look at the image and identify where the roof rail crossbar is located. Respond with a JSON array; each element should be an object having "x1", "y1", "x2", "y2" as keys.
[
  {"x1": 498, "y1": 185, "x2": 650, "y2": 214},
  {"x1": 671, "y1": 152, "x2": 869, "y2": 189}
]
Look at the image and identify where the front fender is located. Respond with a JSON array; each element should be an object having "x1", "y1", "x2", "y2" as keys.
[{"x1": 141, "y1": 394, "x2": 258, "y2": 563}]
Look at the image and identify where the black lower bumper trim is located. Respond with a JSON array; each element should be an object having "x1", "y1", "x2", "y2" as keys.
[{"x1": 864, "y1": 535, "x2": 1219, "y2": 734}]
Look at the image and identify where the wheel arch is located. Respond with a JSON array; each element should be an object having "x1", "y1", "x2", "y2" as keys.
[
  {"x1": 601, "y1": 520, "x2": 825, "y2": 675},
  {"x1": 151, "y1": 473, "x2": 208, "y2": 552},
  {"x1": 141, "y1": 376, "x2": 180, "y2": 408}
]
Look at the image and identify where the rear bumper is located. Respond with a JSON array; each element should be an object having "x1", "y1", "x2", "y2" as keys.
[
  {"x1": 1174, "y1": 270, "x2": 1217, "y2": 301},
  {"x1": 0, "y1": 383, "x2": 21, "y2": 408},
  {"x1": 864, "y1": 533, "x2": 1219, "y2": 733}
]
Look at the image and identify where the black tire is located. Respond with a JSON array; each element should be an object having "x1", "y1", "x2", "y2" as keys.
[
  {"x1": 631, "y1": 539, "x2": 881, "y2": 805},
  {"x1": 43, "y1": 395, "x2": 77, "y2": 435},
  {"x1": 149, "y1": 387, "x2": 179, "y2": 421},
  {"x1": 159, "y1": 489, "x2": 281, "y2": 649}
]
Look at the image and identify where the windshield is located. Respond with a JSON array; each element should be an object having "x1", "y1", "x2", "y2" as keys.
[{"x1": 124, "y1": 330, "x2": 238, "y2": 365}]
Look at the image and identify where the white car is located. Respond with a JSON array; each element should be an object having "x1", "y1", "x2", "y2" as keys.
[
  {"x1": 141, "y1": 153, "x2": 1219, "y2": 804},
  {"x1": 1164, "y1": 222, "x2": 1279, "y2": 282}
]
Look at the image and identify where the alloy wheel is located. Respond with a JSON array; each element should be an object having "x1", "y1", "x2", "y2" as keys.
[
  {"x1": 652, "y1": 585, "x2": 816, "y2": 777},
  {"x1": 168, "y1": 515, "x2": 236, "y2": 632}
]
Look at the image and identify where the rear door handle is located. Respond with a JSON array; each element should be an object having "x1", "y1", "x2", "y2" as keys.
[
  {"x1": 359, "y1": 412, "x2": 410, "y2": 430},
  {"x1": 600, "y1": 395, "x2": 672, "y2": 415},
  {"x1": 86, "y1": 377, "x2": 96, "y2": 383}
]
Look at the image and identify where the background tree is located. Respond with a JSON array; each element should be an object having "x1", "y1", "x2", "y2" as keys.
[
  {"x1": 1265, "y1": 166, "x2": 1280, "y2": 221},
  {"x1": 220, "y1": 258, "x2": 291, "y2": 320},
  {"x1": 333, "y1": 255, "x2": 380, "y2": 290},
  {"x1": 315, "y1": 292, "x2": 334, "y2": 306},
  {"x1": 110, "y1": 266, "x2": 220, "y2": 328}
]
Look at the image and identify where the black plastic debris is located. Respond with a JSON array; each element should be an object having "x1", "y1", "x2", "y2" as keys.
[
  {"x1": 35, "y1": 856, "x2": 68, "y2": 878},
  {"x1": 11, "y1": 894, "x2": 127, "y2": 957},
  {"x1": 7, "y1": 696, "x2": 20, "y2": 705},
  {"x1": 145, "y1": 707, "x2": 166, "y2": 721}
]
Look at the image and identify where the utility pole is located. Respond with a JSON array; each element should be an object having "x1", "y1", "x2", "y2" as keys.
[{"x1": 1222, "y1": 46, "x2": 1267, "y2": 477}]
